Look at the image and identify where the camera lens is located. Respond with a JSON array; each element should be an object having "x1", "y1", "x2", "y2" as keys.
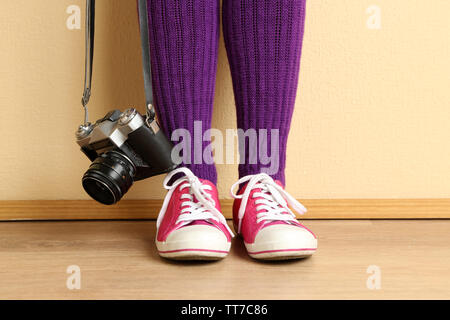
[{"x1": 82, "y1": 151, "x2": 136, "y2": 205}]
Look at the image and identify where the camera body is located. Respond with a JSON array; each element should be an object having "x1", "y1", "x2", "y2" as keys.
[{"x1": 76, "y1": 108, "x2": 178, "y2": 205}]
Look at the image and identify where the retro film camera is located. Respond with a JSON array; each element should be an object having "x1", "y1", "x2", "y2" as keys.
[{"x1": 75, "y1": 0, "x2": 177, "y2": 205}]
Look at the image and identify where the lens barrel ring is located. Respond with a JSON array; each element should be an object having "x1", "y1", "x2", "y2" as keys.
[{"x1": 82, "y1": 150, "x2": 136, "y2": 205}]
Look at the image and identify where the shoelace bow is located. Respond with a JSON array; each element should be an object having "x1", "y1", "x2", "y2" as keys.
[
  {"x1": 230, "y1": 173, "x2": 307, "y2": 234},
  {"x1": 157, "y1": 168, "x2": 234, "y2": 236}
]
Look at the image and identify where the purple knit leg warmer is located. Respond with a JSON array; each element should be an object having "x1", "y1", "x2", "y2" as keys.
[
  {"x1": 147, "y1": 0, "x2": 220, "y2": 184},
  {"x1": 223, "y1": 0, "x2": 307, "y2": 185}
]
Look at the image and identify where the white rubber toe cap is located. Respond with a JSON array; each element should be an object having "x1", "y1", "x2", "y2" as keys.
[
  {"x1": 156, "y1": 225, "x2": 231, "y2": 260},
  {"x1": 245, "y1": 224, "x2": 317, "y2": 260}
]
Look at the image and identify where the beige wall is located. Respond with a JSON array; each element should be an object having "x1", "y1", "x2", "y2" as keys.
[{"x1": 0, "y1": 0, "x2": 449, "y2": 200}]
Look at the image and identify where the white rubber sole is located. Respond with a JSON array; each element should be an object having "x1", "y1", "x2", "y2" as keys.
[
  {"x1": 156, "y1": 225, "x2": 231, "y2": 260},
  {"x1": 157, "y1": 248, "x2": 230, "y2": 260},
  {"x1": 245, "y1": 224, "x2": 318, "y2": 260},
  {"x1": 245, "y1": 246, "x2": 316, "y2": 260}
]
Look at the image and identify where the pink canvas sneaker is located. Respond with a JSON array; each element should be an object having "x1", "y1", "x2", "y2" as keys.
[
  {"x1": 156, "y1": 168, "x2": 233, "y2": 260},
  {"x1": 231, "y1": 173, "x2": 317, "y2": 260}
]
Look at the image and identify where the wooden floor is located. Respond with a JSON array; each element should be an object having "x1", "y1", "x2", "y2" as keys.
[{"x1": 0, "y1": 220, "x2": 449, "y2": 299}]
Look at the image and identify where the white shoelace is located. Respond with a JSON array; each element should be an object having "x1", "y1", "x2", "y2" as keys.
[
  {"x1": 157, "y1": 168, "x2": 234, "y2": 236},
  {"x1": 230, "y1": 173, "x2": 307, "y2": 234}
]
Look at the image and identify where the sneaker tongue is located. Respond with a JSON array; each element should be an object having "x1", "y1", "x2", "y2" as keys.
[
  {"x1": 258, "y1": 184, "x2": 291, "y2": 215},
  {"x1": 180, "y1": 178, "x2": 222, "y2": 219}
]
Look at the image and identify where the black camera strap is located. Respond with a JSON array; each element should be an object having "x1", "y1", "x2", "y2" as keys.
[
  {"x1": 137, "y1": 0, "x2": 156, "y2": 120},
  {"x1": 81, "y1": 0, "x2": 95, "y2": 125},
  {"x1": 81, "y1": 0, "x2": 155, "y2": 125}
]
